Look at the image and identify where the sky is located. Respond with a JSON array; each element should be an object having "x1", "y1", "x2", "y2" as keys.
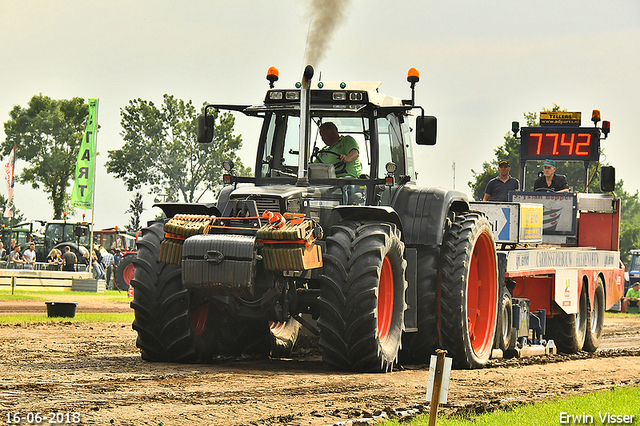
[{"x1": 1, "y1": 0, "x2": 639, "y2": 230}]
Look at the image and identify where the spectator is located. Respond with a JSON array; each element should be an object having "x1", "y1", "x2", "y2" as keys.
[
  {"x1": 22, "y1": 242, "x2": 37, "y2": 269},
  {"x1": 101, "y1": 249, "x2": 115, "y2": 289},
  {"x1": 623, "y1": 282, "x2": 640, "y2": 313},
  {"x1": 79, "y1": 250, "x2": 90, "y2": 266},
  {"x1": 9, "y1": 246, "x2": 23, "y2": 269},
  {"x1": 46, "y1": 249, "x2": 61, "y2": 271},
  {"x1": 92, "y1": 254, "x2": 105, "y2": 280},
  {"x1": 61, "y1": 246, "x2": 77, "y2": 272},
  {"x1": 0, "y1": 241, "x2": 5, "y2": 262}
]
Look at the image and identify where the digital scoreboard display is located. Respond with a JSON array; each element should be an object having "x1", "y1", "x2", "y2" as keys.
[{"x1": 520, "y1": 127, "x2": 600, "y2": 162}]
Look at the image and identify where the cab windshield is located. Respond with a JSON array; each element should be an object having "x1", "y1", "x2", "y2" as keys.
[{"x1": 257, "y1": 111, "x2": 414, "y2": 181}]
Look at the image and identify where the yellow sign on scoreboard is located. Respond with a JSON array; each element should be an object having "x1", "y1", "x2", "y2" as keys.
[
  {"x1": 539, "y1": 111, "x2": 581, "y2": 126},
  {"x1": 520, "y1": 204, "x2": 543, "y2": 241}
]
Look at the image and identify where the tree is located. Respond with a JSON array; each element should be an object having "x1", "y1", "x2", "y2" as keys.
[
  {"x1": 616, "y1": 181, "x2": 640, "y2": 265},
  {"x1": 106, "y1": 95, "x2": 250, "y2": 203},
  {"x1": 125, "y1": 192, "x2": 144, "y2": 233},
  {"x1": 2, "y1": 95, "x2": 89, "y2": 219}
]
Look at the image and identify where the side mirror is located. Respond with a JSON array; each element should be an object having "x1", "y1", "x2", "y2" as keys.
[
  {"x1": 197, "y1": 114, "x2": 215, "y2": 143},
  {"x1": 600, "y1": 166, "x2": 615, "y2": 192},
  {"x1": 415, "y1": 115, "x2": 437, "y2": 146}
]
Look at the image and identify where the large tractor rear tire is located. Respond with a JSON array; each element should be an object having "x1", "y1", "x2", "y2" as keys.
[
  {"x1": 130, "y1": 221, "x2": 218, "y2": 363},
  {"x1": 583, "y1": 277, "x2": 605, "y2": 352},
  {"x1": 546, "y1": 283, "x2": 588, "y2": 354},
  {"x1": 440, "y1": 212, "x2": 498, "y2": 369},
  {"x1": 318, "y1": 221, "x2": 406, "y2": 372},
  {"x1": 115, "y1": 254, "x2": 136, "y2": 291},
  {"x1": 402, "y1": 247, "x2": 440, "y2": 363}
]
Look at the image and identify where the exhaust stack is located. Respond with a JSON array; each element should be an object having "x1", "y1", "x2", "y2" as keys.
[{"x1": 297, "y1": 65, "x2": 314, "y2": 185}]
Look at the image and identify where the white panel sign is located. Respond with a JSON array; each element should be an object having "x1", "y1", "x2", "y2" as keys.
[
  {"x1": 426, "y1": 355, "x2": 452, "y2": 404},
  {"x1": 554, "y1": 269, "x2": 579, "y2": 314}
]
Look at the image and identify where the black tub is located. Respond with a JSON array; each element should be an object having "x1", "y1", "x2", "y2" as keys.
[{"x1": 45, "y1": 302, "x2": 78, "y2": 318}]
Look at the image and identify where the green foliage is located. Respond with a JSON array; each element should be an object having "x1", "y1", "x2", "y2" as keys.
[
  {"x1": 106, "y1": 95, "x2": 250, "y2": 203},
  {"x1": 2, "y1": 94, "x2": 89, "y2": 219},
  {"x1": 125, "y1": 191, "x2": 144, "y2": 233},
  {"x1": 616, "y1": 180, "x2": 640, "y2": 265}
]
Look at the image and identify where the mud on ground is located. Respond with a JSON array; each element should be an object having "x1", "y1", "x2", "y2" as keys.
[{"x1": 0, "y1": 299, "x2": 638, "y2": 425}]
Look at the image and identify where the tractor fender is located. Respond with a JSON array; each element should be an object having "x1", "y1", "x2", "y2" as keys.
[
  {"x1": 154, "y1": 202, "x2": 222, "y2": 219},
  {"x1": 327, "y1": 206, "x2": 404, "y2": 236},
  {"x1": 391, "y1": 186, "x2": 470, "y2": 246}
]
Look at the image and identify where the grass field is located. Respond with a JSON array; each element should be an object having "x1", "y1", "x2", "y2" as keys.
[
  {"x1": 0, "y1": 289, "x2": 133, "y2": 323},
  {"x1": 381, "y1": 385, "x2": 640, "y2": 425},
  {"x1": 0, "y1": 289, "x2": 131, "y2": 302}
]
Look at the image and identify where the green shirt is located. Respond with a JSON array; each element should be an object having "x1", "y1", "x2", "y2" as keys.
[
  {"x1": 315, "y1": 135, "x2": 363, "y2": 178},
  {"x1": 626, "y1": 287, "x2": 640, "y2": 299}
]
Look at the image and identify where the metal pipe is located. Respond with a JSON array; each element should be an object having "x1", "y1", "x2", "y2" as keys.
[{"x1": 297, "y1": 65, "x2": 314, "y2": 185}]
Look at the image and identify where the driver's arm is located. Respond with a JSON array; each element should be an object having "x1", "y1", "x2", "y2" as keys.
[{"x1": 339, "y1": 149, "x2": 359, "y2": 163}]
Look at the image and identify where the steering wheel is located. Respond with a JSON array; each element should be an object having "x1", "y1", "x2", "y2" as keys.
[
  {"x1": 534, "y1": 187, "x2": 554, "y2": 192},
  {"x1": 314, "y1": 149, "x2": 342, "y2": 163}
]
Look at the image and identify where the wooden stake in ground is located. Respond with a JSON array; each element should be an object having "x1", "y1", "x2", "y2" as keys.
[{"x1": 429, "y1": 349, "x2": 448, "y2": 426}]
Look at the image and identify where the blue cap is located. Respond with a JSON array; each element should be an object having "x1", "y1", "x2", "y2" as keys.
[{"x1": 543, "y1": 159, "x2": 556, "y2": 167}]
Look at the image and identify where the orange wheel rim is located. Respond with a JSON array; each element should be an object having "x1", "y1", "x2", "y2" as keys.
[
  {"x1": 467, "y1": 232, "x2": 497, "y2": 357},
  {"x1": 123, "y1": 263, "x2": 135, "y2": 286},
  {"x1": 378, "y1": 256, "x2": 394, "y2": 343}
]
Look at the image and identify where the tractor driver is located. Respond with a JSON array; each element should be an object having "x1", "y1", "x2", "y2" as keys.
[
  {"x1": 315, "y1": 122, "x2": 363, "y2": 178},
  {"x1": 533, "y1": 159, "x2": 570, "y2": 192}
]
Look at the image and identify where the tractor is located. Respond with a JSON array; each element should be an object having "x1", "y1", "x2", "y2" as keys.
[{"x1": 130, "y1": 65, "x2": 498, "y2": 371}]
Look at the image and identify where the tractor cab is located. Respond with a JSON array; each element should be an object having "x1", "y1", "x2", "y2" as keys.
[{"x1": 197, "y1": 67, "x2": 436, "y2": 219}]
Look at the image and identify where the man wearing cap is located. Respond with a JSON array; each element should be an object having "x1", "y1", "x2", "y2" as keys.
[
  {"x1": 482, "y1": 160, "x2": 520, "y2": 202},
  {"x1": 533, "y1": 159, "x2": 570, "y2": 192}
]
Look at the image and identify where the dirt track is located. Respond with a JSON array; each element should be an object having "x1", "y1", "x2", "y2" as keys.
[{"x1": 0, "y1": 298, "x2": 639, "y2": 426}]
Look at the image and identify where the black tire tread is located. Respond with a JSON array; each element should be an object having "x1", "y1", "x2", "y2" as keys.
[
  {"x1": 439, "y1": 212, "x2": 498, "y2": 369},
  {"x1": 317, "y1": 221, "x2": 406, "y2": 372}
]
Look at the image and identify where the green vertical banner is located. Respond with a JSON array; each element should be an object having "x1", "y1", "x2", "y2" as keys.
[{"x1": 71, "y1": 98, "x2": 98, "y2": 209}]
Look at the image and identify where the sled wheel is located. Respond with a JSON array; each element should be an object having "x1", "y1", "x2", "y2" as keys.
[
  {"x1": 318, "y1": 221, "x2": 407, "y2": 372},
  {"x1": 440, "y1": 212, "x2": 498, "y2": 369},
  {"x1": 583, "y1": 277, "x2": 604, "y2": 352},
  {"x1": 495, "y1": 291, "x2": 513, "y2": 351},
  {"x1": 402, "y1": 247, "x2": 440, "y2": 363},
  {"x1": 115, "y1": 255, "x2": 136, "y2": 290},
  {"x1": 130, "y1": 221, "x2": 217, "y2": 363},
  {"x1": 546, "y1": 282, "x2": 588, "y2": 353},
  {"x1": 269, "y1": 318, "x2": 301, "y2": 358}
]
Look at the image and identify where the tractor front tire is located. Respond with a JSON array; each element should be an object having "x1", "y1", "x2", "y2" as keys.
[
  {"x1": 115, "y1": 254, "x2": 136, "y2": 291},
  {"x1": 318, "y1": 221, "x2": 406, "y2": 372},
  {"x1": 440, "y1": 212, "x2": 499, "y2": 369},
  {"x1": 130, "y1": 221, "x2": 218, "y2": 363}
]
